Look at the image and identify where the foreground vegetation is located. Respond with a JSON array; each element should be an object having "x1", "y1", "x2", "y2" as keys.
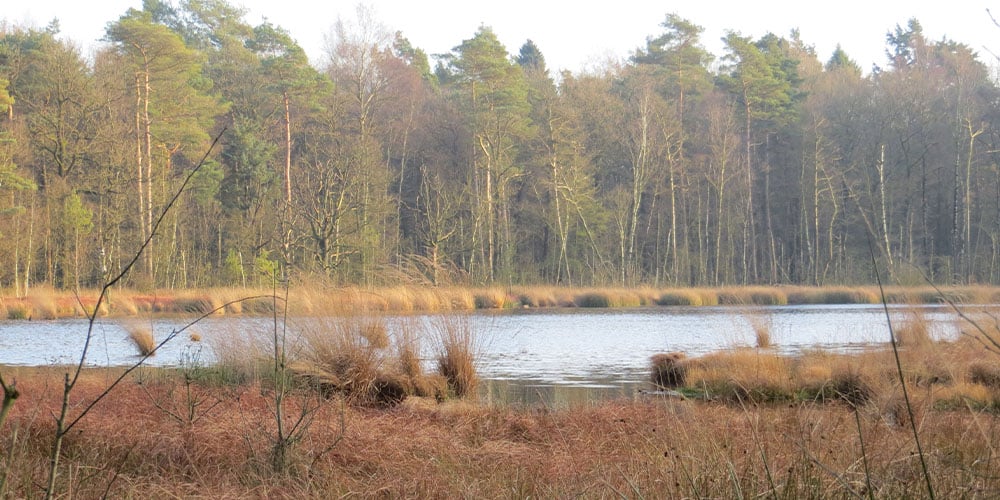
[
  {"x1": 3, "y1": 284, "x2": 1000, "y2": 319},
  {"x1": 1, "y1": 347, "x2": 999, "y2": 496},
  {"x1": 1, "y1": 304, "x2": 1000, "y2": 497}
]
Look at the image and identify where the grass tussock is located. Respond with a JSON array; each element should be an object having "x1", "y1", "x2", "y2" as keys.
[
  {"x1": 893, "y1": 310, "x2": 935, "y2": 348},
  {"x1": 473, "y1": 288, "x2": 511, "y2": 309},
  {"x1": 432, "y1": 315, "x2": 479, "y2": 398},
  {"x1": 299, "y1": 317, "x2": 385, "y2": 404},
  {"x1": 207, "y1": 326, "x2": 272, "y2": 385},
  {"x1": 513, "y1": 286, "x2": 561, "y2": 308},
  {"x1": 650, "y1": 352, "x2": 687, "y2": 388},
  {"x1": 684, "y1": 349, "x2": 795, "y2": 403},
  {"x1": 657, "y1": 289, "x2": 704, "y2": 306},
  {"x1": 743, "y1": 312, "x2": 773, "y2": 348},
  {"x1": 127, "y1": 327, "x2": 156, "y2": 356},
  {"x1": 6, "y1": 301, "x2": 31, "y2": 320},
  {"x1": 573, "y1": 291, "x2": 611, "y2": 308}
]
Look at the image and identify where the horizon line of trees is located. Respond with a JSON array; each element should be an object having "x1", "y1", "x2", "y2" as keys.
[{"x1": 2, "y1": 1, "x2": 1000, "y2": 292}]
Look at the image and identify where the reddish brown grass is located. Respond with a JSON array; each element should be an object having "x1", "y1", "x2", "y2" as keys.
[{"x1": 2, "y1": 365, "x2": 1000, "y2": 498}]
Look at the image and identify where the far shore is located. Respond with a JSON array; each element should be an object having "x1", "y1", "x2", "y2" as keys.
[{"x1": 0, "y1": 284, "x2": 997, "y2": 320}]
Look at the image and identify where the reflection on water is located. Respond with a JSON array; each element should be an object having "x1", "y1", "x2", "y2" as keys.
[
  {"x1": 479, "y1": 378, "x2": 647, "y2": 408},
  {"x1": 0, "y1": 304, "x2": 990, "y2": 403}
]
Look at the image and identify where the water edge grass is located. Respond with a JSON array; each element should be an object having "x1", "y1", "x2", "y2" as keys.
[{"x1": 1, "y1": 284, "x2": 999, "y2": 318}]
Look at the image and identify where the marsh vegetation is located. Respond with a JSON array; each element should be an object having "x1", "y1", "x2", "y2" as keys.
[
  {"x1": 0, "y1": 296, "x2": 998, "y2": 497},
  {"x1": 2, "y1": 336, "x2": 1000, "y2": 496}
]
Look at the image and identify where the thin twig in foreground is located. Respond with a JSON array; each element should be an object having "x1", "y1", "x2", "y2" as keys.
[{"x1": 869, "y1": 243, "x2": 935, "y2": 500}]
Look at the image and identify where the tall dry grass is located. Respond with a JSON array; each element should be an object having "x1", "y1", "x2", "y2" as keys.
[
  {"x1": 657, "y1": 288, "x2": 706, "y2": 306},
  {"x1": 4, "y1": 284, "x2": 1000, "y2": 318},
  {"x1": 650, "y1": 352, "x2": 687, "y2": 388},
  {"x1": 744, "y1": 312, "x2": 774, "y2": 348},
  {"x1": 207, "y1": 323, "x2": 274, "y2": 385},
  {"x1": 892, "y1": 308, "x2": 936, "y2": 348},
  {"x1": 785, "y1": 286, "x2": 880, "y2": 305},
  {"x1": 217, "y1": 313, "x2": 476, "y2": 406},
  {"x1": 473, "y1": 288, "x2": 511, "y2": 309},
  {"x1": 126, "y1": 327, "x2": 156, "y2": 357},
  {"x1": 665, "y1": 330, "x2": 1000, "y2": 413},
  {"x1": 5, "y1": 301, "x2": 30, "y2": 320},
  {"x1": 297, "y1": 316, "x2": 386, "y2": 404},
  {"x1": 717, "y1": 286, "x2": 789, "y2": 306},
  {"x1": 431, "y1": 315, "x2": 480, "y2": 398}
]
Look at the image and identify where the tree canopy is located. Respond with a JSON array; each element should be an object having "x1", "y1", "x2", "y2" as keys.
[{"x1": 0, "y1": 5, "x2": 999, "y2": 290}]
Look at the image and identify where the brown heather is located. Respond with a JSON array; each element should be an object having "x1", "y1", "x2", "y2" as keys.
[{"x1": 3, "y1": 361, "x2": 1000, "y2": 498}]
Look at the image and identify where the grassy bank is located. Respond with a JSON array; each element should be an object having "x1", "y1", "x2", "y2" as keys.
[
  {"x1": 3, "y1": 284, "x2": 1000, "y2": 319},
  {"x1": 2, "y1": 351, "x2": 999, "y2": 497},
  {"x1": 655, "y1": 335, "x2": 1000, "y2": 410}
]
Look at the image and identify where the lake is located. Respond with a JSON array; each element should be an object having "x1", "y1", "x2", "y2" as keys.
[{"x1": 0, "y1": 304, "x2": 983, "y2": 404}]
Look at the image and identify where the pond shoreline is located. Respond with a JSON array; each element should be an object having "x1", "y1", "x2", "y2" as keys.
[{"x1": 1, "y1": 283, "x2": 997, "y2": 320}]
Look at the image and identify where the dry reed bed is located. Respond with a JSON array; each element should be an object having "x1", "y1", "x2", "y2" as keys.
[
  {"x1": 652, "y1": 329, "x2": 1000, "y2": 413},
  {"x1": 2, "y1": 365, "x2": 999, "y2": 498},
  {"x1": 3, "y1": 284, "x2": 1000, "y2": 319}
]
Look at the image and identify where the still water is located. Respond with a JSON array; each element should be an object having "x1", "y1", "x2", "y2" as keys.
[{"x1": 0, "y1": 304, "x2": 983, "y2": 402}]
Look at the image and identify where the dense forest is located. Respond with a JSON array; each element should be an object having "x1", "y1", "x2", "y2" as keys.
[{"x1": 1, "y1": 1, "x2": 999, "y2": 291}]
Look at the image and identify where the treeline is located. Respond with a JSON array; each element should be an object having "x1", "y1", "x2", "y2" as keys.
[{"x1": 1, "y1": 2, "x2": 999, "y2": 291}]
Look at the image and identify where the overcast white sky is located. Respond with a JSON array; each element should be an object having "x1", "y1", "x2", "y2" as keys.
[{"x1": 7, "y1": 1, "x2": 1000, "y2": 74}]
